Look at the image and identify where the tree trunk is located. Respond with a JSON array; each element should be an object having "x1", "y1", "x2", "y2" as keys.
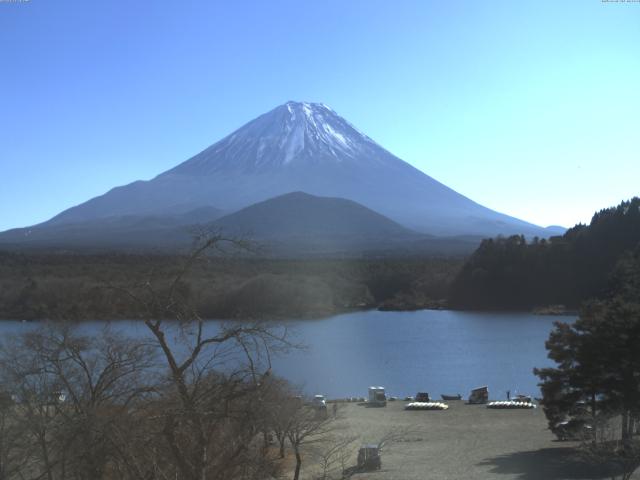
[
  {"x1": 201, "y1": 444, "x2": 207, "y2": 480},
  {"x1": 622, "y1": 410, "x2": 631, "y2": 452},
  {"x1": 591, "y1": 392, "x2": 597, "y2": 445},
  {"x1": 38, "y1": 428, "x2": 54, "y2": 480},
  {"x1": 293, "y1": 447, "x2": 302, "y2": 480},
  {"x1": 275, "y1": 431, "x2": 286, "y2": 458}
]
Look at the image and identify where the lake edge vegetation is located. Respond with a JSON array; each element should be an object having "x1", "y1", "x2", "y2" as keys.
[
  {"x1": 0, "y1": 236, "x2": 363, "y2": 480},
  {"x1": 0, "y1": 253, "x2": 462, "y2": 321}
]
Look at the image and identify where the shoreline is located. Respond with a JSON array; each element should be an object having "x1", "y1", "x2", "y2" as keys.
[{"x1": 0, "y1": 304, "x2": 578, "y2": 323}]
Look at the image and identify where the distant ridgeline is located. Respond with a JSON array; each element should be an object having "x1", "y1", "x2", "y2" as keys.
[{"x1": 449, "y1": 198, "x2": 640, "y2": 310}]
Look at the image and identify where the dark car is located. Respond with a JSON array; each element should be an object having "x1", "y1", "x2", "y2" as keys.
[
  {"x1": 554, "y1": 418, "x2": 593, "y2": 441},
  {"x1": 415, "y1": 392, "x2": 430, "y2": 402}
]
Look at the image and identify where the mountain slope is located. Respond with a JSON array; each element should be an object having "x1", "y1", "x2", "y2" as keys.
[
  {"x1": 210, "y1": 192, "x2": 481, "y2": 256},
  {"x1": 0, "y1": 207, "x2": 223, "y2": 251},
  {"x1": 36, "y1": 101, "x2": 552, "y2": 238},
  {"x1": 0, "y1": 193, "x2": 482, "y2": 255},
  {"x1": 213, "y1": 191, "x2": 416, "y2": 238}
]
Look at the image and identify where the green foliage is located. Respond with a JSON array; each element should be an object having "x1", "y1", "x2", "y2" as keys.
[
  {"x1": 535, "y1": 249, "x2": 640, "y2": 444},
  {"x1": 451, "y1": 197, "x2": 640, "y2": 310}
]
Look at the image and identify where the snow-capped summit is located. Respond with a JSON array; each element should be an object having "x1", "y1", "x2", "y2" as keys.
[
  {"x1": 33, "y1": 101, "x2": 552, "y2": 238},
  {"x1": 164, "y1": 101, "x2": 387, "y2": 175}
]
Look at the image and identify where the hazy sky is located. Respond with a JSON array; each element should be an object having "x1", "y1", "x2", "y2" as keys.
[{"x1": 1, "y1": 0, "x2": 639, "y2": 231}]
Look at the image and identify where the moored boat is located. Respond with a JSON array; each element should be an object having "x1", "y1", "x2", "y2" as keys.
[{"x1": 441, "y1": 394, "x2": 462, "y2": 401}]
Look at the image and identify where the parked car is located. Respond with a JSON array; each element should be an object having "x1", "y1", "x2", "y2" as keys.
[
  {"x1": 312, "y1": 395, "x2": 327, "y2": 410},
  {"x1": 312, "y1": 395, "x2": 328, "y2": 419},
  {"x1": 553, "y1": 418, "x2": 593, "y2": 441},
  {"x1": 415, "y1": 392, "x2": 430, "y2": 402}
]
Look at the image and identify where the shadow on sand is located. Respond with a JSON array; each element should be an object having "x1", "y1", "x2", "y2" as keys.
[{"x1": 478, "y1": 446, "x2": 626, "y2": 480}]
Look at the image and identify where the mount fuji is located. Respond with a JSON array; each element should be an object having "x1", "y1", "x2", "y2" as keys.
[{"x1": 1, "y1": 101, "x2": 561, "y2": 251}]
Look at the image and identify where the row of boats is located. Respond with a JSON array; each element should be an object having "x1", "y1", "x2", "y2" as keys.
[
  {"x1": 405, "y1": 402, "x2": 449, "y2": 411},
  {"x1": 340, "y1": 387, "x2": 536, "y2": 409},
  {"x1": 486, "y1": 401, "x2": 536, "y2": 409},
  {"x1": 404, "y1": 389, "x2": 536, "y2": 410}
]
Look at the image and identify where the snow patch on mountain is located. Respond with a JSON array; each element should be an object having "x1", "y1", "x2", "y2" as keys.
[{"x1": 163, "y1": 101, "x2": 393, "y2": 175}]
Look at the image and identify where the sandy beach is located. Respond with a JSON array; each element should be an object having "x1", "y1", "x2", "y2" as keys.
[{"x1": 319, "y1": 400, "x2": 635, "y2": 480}]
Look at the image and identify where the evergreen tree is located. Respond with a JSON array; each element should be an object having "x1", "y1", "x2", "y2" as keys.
[
  {"x1": 451, "y1": 197, "x2": 640, "y2": 310},
  {"x1": 535, "y1": 248, "x2": 640, "y2": 454}
]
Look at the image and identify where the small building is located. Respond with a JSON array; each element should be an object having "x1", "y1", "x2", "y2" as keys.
[
  {"x1": 468, "y1": 386, "x2": 489, "y2": 404},
  {"x1": 357, "y1": 444, "x2": 381, "y2": 470}
]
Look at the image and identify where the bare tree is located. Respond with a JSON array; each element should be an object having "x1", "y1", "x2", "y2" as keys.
[
  {"x1": 0, "y1": 391, "x2": 30, "y2": 480},
  {"x1": 259, "y1": 376, "x2": 300, "y2": 459},
  {"x1": 375, "y1": 428, "x2": 419, "y2": 453},
  {"x1": 0, "y1": 323, "x2": 158, "y2": 480},
  {"x1": 118, "y1": 234, "x2": 292, "y2": 480},
  {"x1": 0, "y1": 234, "x2": 301, "y2": 480},
  {"x1": 310, "y1": 432, "x2": 358, "y2": 480},
  {"x1": 286, "y1": 402, "x2": 339, "y2": 480},
  {"x1": 1, "y1": 327, "x2": 71, "y2": 480}
]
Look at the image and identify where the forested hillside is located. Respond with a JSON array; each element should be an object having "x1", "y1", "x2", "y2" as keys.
[
  {"x1": 0, "y1": 253, "x2": 462, "y2": 320},
  {"x1": 450, "y1": 198, "x2": 640, "y2": 310}
]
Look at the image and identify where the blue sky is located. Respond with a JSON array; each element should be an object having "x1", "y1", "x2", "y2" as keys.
[{"x1": 1, "y1": 0, "x2": 638, "y2": 231}]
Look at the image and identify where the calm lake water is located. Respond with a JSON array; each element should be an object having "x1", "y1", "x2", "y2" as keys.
[{"x1": 0, "y1": 310, "x2": 573, "y2": 400}]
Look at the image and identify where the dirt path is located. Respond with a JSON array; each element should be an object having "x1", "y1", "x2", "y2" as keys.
[{"x1": 319, "y1": 401, "x2": 635, "y2": 480}]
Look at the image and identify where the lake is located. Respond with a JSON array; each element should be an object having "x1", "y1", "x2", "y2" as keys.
[{"x1": 0, "y1": 309, "x2": 573, "y2": 400}]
